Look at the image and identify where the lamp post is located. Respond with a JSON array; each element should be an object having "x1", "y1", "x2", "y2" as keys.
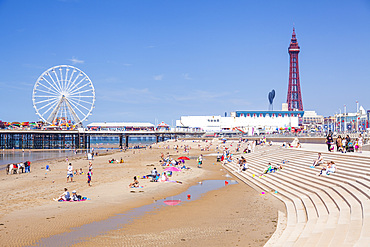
[
  {"x1": 339, "y1": 108, "x2": 341, "y2": 133},
  {"x1": 344, "y1": 105, "x2": 347, "y2": 133},
  {"x1": 356, "y1": 101, "x2": 359, "y2": 133}
]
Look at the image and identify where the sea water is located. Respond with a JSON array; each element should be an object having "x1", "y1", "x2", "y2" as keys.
[
  {"x1": 0, "y1": 150, "x2": 77, "y2": 169},
  {"x1": 0, "y1": 138, "x2": 156, "y2": 169}
]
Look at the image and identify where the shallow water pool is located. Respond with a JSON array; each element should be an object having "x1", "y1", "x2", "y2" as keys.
[{"x1": 32, "y1": 179, "x2": 237, "y2": 246}]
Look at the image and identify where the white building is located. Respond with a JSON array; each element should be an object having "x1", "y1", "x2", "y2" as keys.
[
  {"x1": 176, "y1": 110, "x2": 304, "y2": 134},
  {"x1": 334, "y1": 106, "x2": 368, "y2": 132},
  {"x1": 302, "y1": 111, "x2": 324, "y2": 127}
]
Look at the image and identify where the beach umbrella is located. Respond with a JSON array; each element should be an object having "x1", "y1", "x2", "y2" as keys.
[
  {"x1": 164, "y1": 167, "x2": 181, "y2": 172},
  {"x1": 163, "y1": 200, "x2": 181, "y2": 206},
  {"x1": 178, "y1": 156, "x2": 190, "y2": 160}
]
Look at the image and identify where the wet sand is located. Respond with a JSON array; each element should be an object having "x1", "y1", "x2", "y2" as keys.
[
  {"x1": 75, "y1": 166, "x2": 283, "y2": 246},
  {"x1": 0, "y1": 140, "x2": 284, "y2": 246}
]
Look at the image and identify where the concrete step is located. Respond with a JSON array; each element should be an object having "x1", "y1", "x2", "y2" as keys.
[{"x1": 224, "y1": 144, "x2": 370, "y2": 246}]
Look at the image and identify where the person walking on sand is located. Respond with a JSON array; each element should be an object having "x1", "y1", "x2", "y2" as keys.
[
  {"x1": 87, "y1": 169, "x2": 92, "y2": 186},
  {"x1": 198, "y1": 154, "x2": 203, "y2": 164},
  {"x1": 67, "y1": 163, "x2": 73, "y2": 183},
  {"x1": 88, "y1": 161, "x2": 93, "y2": 172}
]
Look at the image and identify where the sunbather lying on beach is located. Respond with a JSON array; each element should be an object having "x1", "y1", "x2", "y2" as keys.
[{"x1": 180, "y1": 164, "x2": 190, "y2": 169}]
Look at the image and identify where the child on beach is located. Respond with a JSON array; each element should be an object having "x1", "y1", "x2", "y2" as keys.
[
  {"x1": 354, "y1": 138, "x2": 359, "y2": 152},
  {"x1": 88, "y1": 161, "x2": 93, "y2": 172},
  {"x1": 67, "y1": 163, "x2": 73, "y2": 183},
  {"x1": 71, "y1": 190, "x2": 81, "y2": 201},
  {"x1": 87, "y1": 170, "x2": 92, "y2": 186}
]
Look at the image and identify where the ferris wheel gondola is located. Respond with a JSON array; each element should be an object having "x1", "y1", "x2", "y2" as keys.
[{"x1": 32, "y1": 65, "x2": 95, "y2": 126}]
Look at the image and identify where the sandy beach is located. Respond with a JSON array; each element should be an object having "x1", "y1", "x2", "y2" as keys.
[{"x1": 0, "y1": 139, "x2": 283, "y2": 246}]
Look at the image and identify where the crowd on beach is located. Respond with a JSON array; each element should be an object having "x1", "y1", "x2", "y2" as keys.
[
  {"x1": 127, "y1": 151, "x2": 200, "y2": 188},
  {"x1": 66, "y1": 161, "x2": 93, "y2": 186},
  {"x1": 7, "y1": 135, "x2": 364, "y2": 205},
  {"x1": 53, "y1": 160, "x2": 94, "y2": 202},
  {"x1": 214, "y1": 136, "x2": 365, "y2": 179}
]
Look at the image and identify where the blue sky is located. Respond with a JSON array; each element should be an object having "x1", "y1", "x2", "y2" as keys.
[{"x1": 0, "y1": 0, "x2": 369, "y2": 125}]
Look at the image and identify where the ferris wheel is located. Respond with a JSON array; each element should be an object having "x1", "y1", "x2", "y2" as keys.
[{"x1": 32, "y1": 65, "x2": 95, "y2": 126}]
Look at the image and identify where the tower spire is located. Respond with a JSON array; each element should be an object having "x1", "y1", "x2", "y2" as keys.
[{"x1": 286, "y1": 28, "x2": 303, "y2": 111}]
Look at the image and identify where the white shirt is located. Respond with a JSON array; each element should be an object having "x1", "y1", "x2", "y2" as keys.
[{"x1": 67, "y1": 165, "x2": 73, "y2": 174}]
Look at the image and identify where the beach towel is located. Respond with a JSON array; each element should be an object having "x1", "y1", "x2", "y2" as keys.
[{"x1": 56, "y1": 197, "x2": 90, "y2": 202}]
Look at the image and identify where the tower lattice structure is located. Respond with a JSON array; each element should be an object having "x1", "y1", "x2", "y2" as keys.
[{"x1": 286, "y1": 28, "x2": 303, "y2": 111}]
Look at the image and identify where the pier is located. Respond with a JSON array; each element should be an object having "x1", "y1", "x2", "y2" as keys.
[{"x1": 0, "y1": 129, "x2": 205, "y2": 149}]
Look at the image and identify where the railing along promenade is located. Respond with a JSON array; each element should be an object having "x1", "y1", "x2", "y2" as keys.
[
  {"x1": 0, "y1": 129, "x2": 205, "y2": 149},
  {"x1": 0, "y1": 128, "x2": 367, "y2": 149}
]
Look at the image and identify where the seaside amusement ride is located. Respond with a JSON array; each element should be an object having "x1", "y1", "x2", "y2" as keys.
[{"x1": 32, "y1": 65, "x2": 95, "y2": 128}]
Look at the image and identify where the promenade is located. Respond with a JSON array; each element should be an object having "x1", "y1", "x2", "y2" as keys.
[{"x1": 223, "y1": 142, "x2": 370, "y2": 247}]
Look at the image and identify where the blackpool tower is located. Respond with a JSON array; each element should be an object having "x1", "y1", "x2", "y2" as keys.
[{"x1": 286, "y1": 28, "x2": 303, "y2": 111}]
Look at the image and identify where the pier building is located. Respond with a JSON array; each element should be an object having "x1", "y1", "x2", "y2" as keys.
[
  {"x1": 86, "y1": 122, "x2": 155, "y2": 131},
  {"x1": 0, "y1": 127, "x2": 205, "y2": 149}
]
